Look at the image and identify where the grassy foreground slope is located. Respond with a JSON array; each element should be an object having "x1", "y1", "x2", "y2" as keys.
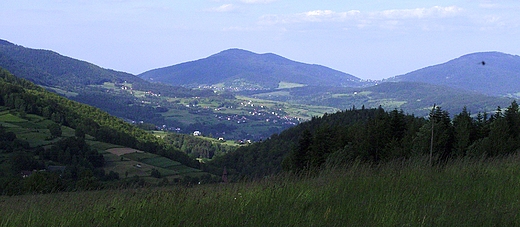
[{"x1": 2, "y1": 156, "x2": 520, "y2": 226}]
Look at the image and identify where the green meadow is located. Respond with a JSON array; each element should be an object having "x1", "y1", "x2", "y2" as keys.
[{"x1": 2, "y1": 155, "x2": 520, "y2": 226}]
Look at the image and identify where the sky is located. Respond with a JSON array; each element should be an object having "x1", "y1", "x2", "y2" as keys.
[{"x1": 1, "y1": 0, "x2": 520, "y2": 80}]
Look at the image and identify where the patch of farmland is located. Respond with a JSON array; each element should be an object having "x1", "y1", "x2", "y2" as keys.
[
  {"x1": 140, "y1": 157, "x2": 181, "y2": 169},
  {"x1": 0, "y1": 112, "x2": 26, "y2": 122},
  {"x1": 88, "y1": 141, "x2": 122, "y2": 151},
  {"x1": 167, "y1": 165, "x2": 201, "y2": 174},
  {"x1": 107, "y1": 148, "x2": 144, "y2": 156},
  {"x1": 122, "y1": 152, "x2": 157, "y2": 161}
]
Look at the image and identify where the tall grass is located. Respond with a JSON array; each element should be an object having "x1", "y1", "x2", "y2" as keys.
[{"x1": 2, "y1": 155, "x2": 520, "y2": 226}]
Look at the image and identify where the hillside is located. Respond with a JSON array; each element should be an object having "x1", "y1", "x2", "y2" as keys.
[
  {"x1": 0, "y1": 40, "x2": 309, "y2": 140},
  {"x1": 389, "y1": 52, "x2": 520, "y2": 97},
  {"x1": 4, "y1": 157, "x2": 520, "y2": 226},
  {"x1": 0, "y1": 68, "x2": 211, "y2": 194},
  {"x1": 0, "y1": 39, "x2": 208, "y2": 97},
  {"x1": 242, "y1": 81, "x2": 513, "y2": 117},
  {"x1": 139, "y1": 48, "x2": 369, "y2": 90}
]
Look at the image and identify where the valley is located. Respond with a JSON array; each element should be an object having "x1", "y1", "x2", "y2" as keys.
[
  {"x1": 3, "y1": 38, "x2": 520, "y2": 225},
  {"x1": 2, "y1": 39, "x2": 518, "y2": 144},
  {"x1": 2, "y1": 38, "x2": 520, "y2": 188}
]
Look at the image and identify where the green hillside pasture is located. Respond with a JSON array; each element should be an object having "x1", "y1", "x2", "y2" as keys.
[
  {"x1": 121, "y1": 152, "x2": 199, "y2": 176},
  {"x1": 249, "y1": 90, "x2": 292, "y2": 99},
  {"x1": 103, "y1": 153, "x2": 174, "y2": 178},
  {"x1": 367, "y1": 98, "x2": 407, "y2": 110},
  {"x1": 236, "y1": 95, "x2": 338, "y2": 120},
  {"x1": 277, "y1": 81, "x2": 306, "y2": 89},
  {"x1": 0, "y1": 111, "x2": 25, "y2": 122},
  {"x1": 3, "y1": 156, "x2": 520, "y2": 226},
  {"x1": 122, "y1": 152, "x2": 157, "y2": 161},
  {"x1": 140, "y1": 157, "x2": 181, "y2": 169},
  {"x1": 162, "y1": 108, "x2": 217, "y2": 125},
  {"x1": 88, "y1": 141, "x2": 123, "y2": 151},
  {"x1": 331, "y1": 91, "x2": 407, "y2": 110},
  {"x1": 166, "y1": 164, "x2": 201, "y2": 174},
  {"x1": 150, "y1": 130, "x2": 168, "y2": 138},
  {"x1": 42, "y1": 86, "x2": 78, "y2": 97},
  {"x1": 0, "y1": 112, "x2": 68, "y2": 147}
]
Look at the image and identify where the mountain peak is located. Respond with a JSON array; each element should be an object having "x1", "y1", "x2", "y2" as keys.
[
  {"x1": 214, "y1": 48, "x2": 255, "y2": 55},
  {"x1": 139, "y1": 48, "x2": 365, "y2": 89},
  {"x1": 212, "y1": 48, "x2": 292, "y2": 64},
  {"x1": 210, "y1": 49, "x2": 260, "y2": 60}
]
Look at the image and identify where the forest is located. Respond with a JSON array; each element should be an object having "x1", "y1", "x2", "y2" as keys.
[
  {"x1": 4, "y1": 63, "x2": 520, "y2": 195},
  {"x1": 209, "y1": 100, "x2": 520, "y2": 180},
  {"x1": 163, "y1": 134, "x2": 237, "y2": 159},
  {"x1": 0, "y1": 68, "x2": 201, "y2": 194}
]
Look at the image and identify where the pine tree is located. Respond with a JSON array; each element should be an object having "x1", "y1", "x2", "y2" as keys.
[
  {"x1": 504, "y1": 100, "x2": 520, "y2": 139},
  {"x1": 291, "y1": 129, "x2": 313, "y2": 171},
  {"x1": 452, "y1": 107, "x2": 476, "y2": 157}
]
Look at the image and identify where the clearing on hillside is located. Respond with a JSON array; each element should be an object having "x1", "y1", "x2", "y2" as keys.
[{"x1": 107, "y1": 148, "x2": 144, "y2": 156}]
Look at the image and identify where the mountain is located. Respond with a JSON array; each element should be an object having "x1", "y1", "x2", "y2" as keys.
[
  {"x1": 0, "y1": 39, "x2": 207, "y2": 97},
  {"x1": 388, "y1": 52, "x2": 520, "y2": 97},
  {"x1": 0, "y1": 40, "x2": 302, "y2": 141},
  {"x1": 139, "y1": 48, "x2": 369, "y2": 90},
  {"x1": 0, "y1": 39, "x2": 137, "y2": 88}
]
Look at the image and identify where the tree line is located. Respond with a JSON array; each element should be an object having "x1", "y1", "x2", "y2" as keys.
[
  {"x1": 209, "y1": 102, "x2": 520, "y2": 179},
  {"x1": 163, "y1": 134, "x2": 236, "y2": 159}
]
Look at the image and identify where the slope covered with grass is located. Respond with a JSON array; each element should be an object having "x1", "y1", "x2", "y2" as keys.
[{"x1": 2, "y1": 156, "x2": 520, "y2": 226}]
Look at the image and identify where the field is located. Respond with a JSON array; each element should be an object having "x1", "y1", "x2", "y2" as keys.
[
  {"x1": 0, "y1": 110, "x2": 207, "y2": 185},
  {"x1": 104, "y1": 148, "x2": 203, "y2": 182},
  {"x1": 277, "y1": 81, "x2": 306, "y2": 89},
  {"x1": 2, "y1": 155, "x2": 520, "y2": 226},
  {"x1": 0, "y1": 111, "x2": 68, "y2": 147},
  {"x1": 107, "y1": 147, "x2": 144, "y2": 156}
]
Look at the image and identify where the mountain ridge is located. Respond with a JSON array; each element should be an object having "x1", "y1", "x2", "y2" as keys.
[
  {"x1": 388, "y1": 51, "x2": 520, "y2": 96},
  {"x1": 0, "y1": 38, "x2": 517, "y2": 138},
  {"x1": 139, "y1": 48, "x2": 369, "y2": 89}
]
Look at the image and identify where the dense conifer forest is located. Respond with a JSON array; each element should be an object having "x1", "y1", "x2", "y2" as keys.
[{"x1": 210, "y1": 100, "x2": 520, "y2": 179}]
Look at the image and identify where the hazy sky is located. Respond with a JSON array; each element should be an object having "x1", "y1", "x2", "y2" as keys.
[{"x1": 1, "y1": 0, "x2": 520, "y2": 80}]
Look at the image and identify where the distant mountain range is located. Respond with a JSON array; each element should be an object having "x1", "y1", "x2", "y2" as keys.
[
  {"x1": 388, "y1": 52, "x2": 520, "y2": 97},
  {"x1": 0, "y1": 38, "x2": 517, "y2": 123},
  {"x1": 138, "y1": 49, "x2": 370, "y2": 90}
]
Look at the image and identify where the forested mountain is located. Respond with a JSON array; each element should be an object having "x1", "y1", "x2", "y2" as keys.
[
  {"x1": 209, "y1": 101, "x2": 520, "y2": 179},
  {"x1": 0, "y1": 68, "x2": 203, "y2": 194},
  {"x1": 389, "y1": 52, "x2": 520, "y2": 97},
  {"x1": 0, "y1": 67, "x2": 197, "y2": 165},
  {"x1": 0, "y1": 39, "x2": 211, "y2": 97},
  {"x1": 139, "y1": 48, "x2": 369, "y2": 90}
]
